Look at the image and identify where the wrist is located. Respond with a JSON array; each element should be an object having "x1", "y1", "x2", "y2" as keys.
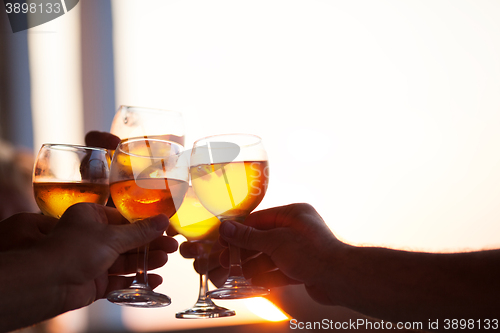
[
  {"x1": 0, "y1": 245, "x2": 62, "y2": 331},
  {"x1": 305, "y1": 239, "x2": 355, "y2": 306}
]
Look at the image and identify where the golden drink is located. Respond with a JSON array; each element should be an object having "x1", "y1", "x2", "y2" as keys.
[
  {"x1": 110, "y1": 178, "x2": 188, "y2": 222},
  {"x1": 33, "y1": 182, "x2": 109, "y2": 218},
  {"x1": 190, "y1": 161, "x2": 268, "y2": 219},
  {"x1": 170, "y1": 187, "x2": 220, "y2": 241}
]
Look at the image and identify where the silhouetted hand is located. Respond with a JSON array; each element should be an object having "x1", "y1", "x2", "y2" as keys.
[
  {"x1": 0, "y1": 203, "x2": 177, "y2": 332},
  {"x1": 216, "y1": 203, "x2": 341, "y2": 304},
  {"x1": 179, "y1": 203, "x2": 340, "y2": 304},
  {"x1": 0, "y1": 213, "x2": 57, "y2": 251},
  {"x1": 179, "y1": 239, "x2": 228, "y2": 286},
  {"x1": 85, "y1": 130, "x2": 121, "y2": 150},
  {"x1": 214, "y1": 203, "x2": 500, "y2": 330}
]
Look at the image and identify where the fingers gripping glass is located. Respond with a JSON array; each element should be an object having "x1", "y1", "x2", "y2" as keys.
[
  {"x1": 106, "y1": 138, "x2": 189, "y2": 307},
  {"x1": 190, "y1": 134, "x2": 270, "y2": 299}
]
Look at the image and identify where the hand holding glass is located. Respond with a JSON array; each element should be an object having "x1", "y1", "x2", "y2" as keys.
[
  {"x1": 170, "y1": 186, "x2": 236, "y2": 318},
  {"x1": 190, "y1": 134, "x2": 270, "y2": 299},
  {"x1": 106, "y1": 138, "x2": 189, "y2": 307}
]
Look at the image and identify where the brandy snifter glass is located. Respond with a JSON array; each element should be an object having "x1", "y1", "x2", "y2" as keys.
[
  {"x1": 33, "y1": 144, "x2": 110, "y2": 218},
  {"x1": 110, "y1": 105, "x2": 185, "y2": 146}
]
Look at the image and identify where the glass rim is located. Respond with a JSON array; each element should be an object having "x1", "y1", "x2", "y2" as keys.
[
  {"x1": 192, "y1": 133, "x2": 263, "y2": 149},
  {"x1": 117, "y1": 105, "x2": 183, "y2": 116},
  {"x1": 41, "y1": 143, "x2": 109, "y2": 154},
  {"x1": 116, "y1": 137, "x2": 184, "y2": 158}
]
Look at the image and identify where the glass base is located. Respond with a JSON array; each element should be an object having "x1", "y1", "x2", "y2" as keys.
[
  {"x1": 206, "y1": 276, "x2": 270, "y2": 299},
  {"x1": 107, "y1": 288, "x2": 171, "y2": 308},
  {"x1": 176, "y1": 302, "x2": 236, "y2": 319}
]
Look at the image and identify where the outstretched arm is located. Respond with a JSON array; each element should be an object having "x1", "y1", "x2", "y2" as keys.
[
  {"x1": 217, "y1": 203, "x2": 500, "y2": 329},
  {"x1": 328, "y1": 242, "x2": 500, "y2": 325}
]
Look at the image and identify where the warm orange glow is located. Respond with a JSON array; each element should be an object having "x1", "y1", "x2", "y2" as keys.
[{"x1": 243, "y1": 297, "x2": 290, "y2": 322}]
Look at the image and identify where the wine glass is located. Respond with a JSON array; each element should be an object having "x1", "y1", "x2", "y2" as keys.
[
  {"x1": 169, "y1": 186, "x2": 236, "y2": 318},
  {"x1": 106, "y1": 138, "x2": 189, "y2": 307},
  {"x1": 190, "y1": 134, "x2": 270, "y2": 299},
  {"x1": 110, "y1": 105, "x2": 185, "y2": 146},
  {"x1": 33, "y1": 144, "x2": 110, "y2": 218}
]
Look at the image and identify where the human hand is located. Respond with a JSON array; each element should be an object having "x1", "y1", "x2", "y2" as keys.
[
  {"x1": 0, "y1": 209, "x2": 173, "y2": 275},
  {"x1": 84, "y1": 131, "x2": 120, "y2": 208},
  {"x1": 217, "y1": 203, "x2": 345, "y2": 304},
  {"x1": 0, "y1": 211, "x2": 174, "y2": 276},
  {"x1": 41, "y1": 203, "x2": 176, "y2": 310},
  {"x1": 179, "y1": 240, "x2": 228, "y2": 286},
  {"x1": 0, "y1": 213, "x2": 57, "y2": 251},
  {"x1": 0, "y1": 203, "x2": 178, "y2": 332},
  {"x1": 85, "y1": 130, "x2": 121, "y2": 150},
  {"x1": 48, "y1": 203, "x2": 177, "y2": 309}
]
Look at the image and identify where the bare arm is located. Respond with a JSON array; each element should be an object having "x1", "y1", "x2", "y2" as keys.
[
  {"x1": 328, "y1": 243, "x2": 500, "y2": 325},
  {"x1": 0, "y1": 245, "x2": 61, "y2": 331},
  {"x1": 217, "y1": 203, "x2": 500, "y2": 330}
]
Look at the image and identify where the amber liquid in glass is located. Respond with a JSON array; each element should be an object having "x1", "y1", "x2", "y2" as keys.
[
  {"x1": 110, "y1": 178, "x2": 188, "y2": 221},
  {"x1": 169, "y1": 187, "x2": 220, "y2": 241},
  {"x1": 169, "y1": 186, "x2": 236, "y2": 318},
  {"x1": 190, "y1": 161, "x2": 268, "y2": 219},
  {"x1": 33, "y1": 182, "x2": 109, "y2": 218}
]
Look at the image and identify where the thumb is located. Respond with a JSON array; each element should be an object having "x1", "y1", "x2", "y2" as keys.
[
  {"x1": 219, "y1": 220, "x2": 283, "y2": 256},
  {"x1": 109, "y1": 214, "x2": 169, "y2": 254}
]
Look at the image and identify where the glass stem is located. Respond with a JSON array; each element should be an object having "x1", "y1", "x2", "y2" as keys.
[
  {"x1": 198, "y1": 272, "x2": 210, "y2": 302},
  {"x1": 228, "y1": 243, "x2": 244, "y2": 278},
  {"x1": 131, "y1": 244, "x2": 150, "y2": 289},
  {"x1": 220, "y1": 217, "x2": 246, "y2": 279},
  {"x1": 195, "y1": 241, "x2": 213, "y2": 303},
  {"x1": 196, "y1": 245, "x2": 209, "y2": 300}
]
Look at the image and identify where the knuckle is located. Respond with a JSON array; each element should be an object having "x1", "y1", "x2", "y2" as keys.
[
  {"x1": 293, "y1": 203, "x2": 320, "y2": 221},
  {"x1": 296, "y1": 202, "x2": 316, "y2": 213},
  {"x1": 134, "y1": 221, "x2": 151, "y2": 240},
  {"x1": 241, "y1": 225, "x2": 254, "y2": 249}
]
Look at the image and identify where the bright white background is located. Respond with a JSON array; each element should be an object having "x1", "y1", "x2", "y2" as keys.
[
  {"x1": 111, "y1": 0, "x2": 500, "y2": 252},
  {"x1": 26, "y1": 0, "x2": 500, "y2": 331}
]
